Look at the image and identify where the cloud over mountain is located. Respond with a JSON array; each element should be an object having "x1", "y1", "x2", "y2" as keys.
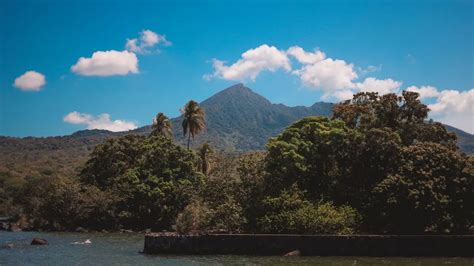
[
  {"x1": 64, "y1": 111, "x2": 137, "y2": 132},
  {"x1": 204, "y1": 44, "x2": 291, "y2": 81}
]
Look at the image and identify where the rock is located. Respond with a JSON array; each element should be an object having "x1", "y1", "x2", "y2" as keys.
[
  {"x1": 31, "y1": 238, "x2": 48, "y2": 245},
  {"x1": 283, "y1": 250, "x2": 301, "y2": 257},
  {"x1": 0, "y1": 222, "x2": 8, "y2": 231},
  {"x1": 1, "y1": 243, "x2": 14, "y2": 249},
  {"x1": 8, "y1": 223, "x2": 22, "y2": 232},
  {"x1": 469, "y1": 226, "x2": 474, "y2": 234},
  {"x1": 75, "y1": 227, "x2": 88, "y2": 233}
]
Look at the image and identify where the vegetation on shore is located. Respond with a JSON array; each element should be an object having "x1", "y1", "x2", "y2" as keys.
[{"x1": 1, "y1": 93, "x2": 473, "y2": 234}]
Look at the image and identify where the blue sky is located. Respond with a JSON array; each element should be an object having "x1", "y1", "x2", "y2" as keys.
[{"x1": 1, "y1": 0, "x2": 473, "y2": 136}]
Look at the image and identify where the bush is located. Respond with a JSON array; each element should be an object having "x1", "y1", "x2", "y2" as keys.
[
  {"x1": 176, "y1": 200, "x2": 212, "y2": 234},
  {"x1": 257, "y1": 185, "x2": 359, "y2": 234}
]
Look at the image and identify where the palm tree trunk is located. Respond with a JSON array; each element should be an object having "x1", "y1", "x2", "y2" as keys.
[{"x1": 187, "y1": 133, "x2": 191, "y2": 150}]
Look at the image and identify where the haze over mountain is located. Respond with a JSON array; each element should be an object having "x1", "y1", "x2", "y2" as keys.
[{"x1": 0, "y1": 83, "x2": 473, "y2": 181}]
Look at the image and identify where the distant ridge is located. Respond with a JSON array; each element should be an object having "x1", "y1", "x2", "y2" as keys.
[{"x1": 1, "y1": 83, "x2": 472, "y2": 153}]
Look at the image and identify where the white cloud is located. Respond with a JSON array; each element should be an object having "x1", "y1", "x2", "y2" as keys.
[
  {"x1": 204, "y1": 44, "x2": 291, "y2": 81},
  {"x1": 358, "y1": 65, "x2": 382, "y2": 76},
  {"x1": 126, "y1": 29, "x2": 171, "y2": 54},
  {"x1": 427, "y1": 89, "x2": 474, "y2": 134},
  {"x1": 13, "y1": 71, "x2": 46, "y2": 91},
  {"x1": 64, "y1": 111, "x2": 138, "y2": 132},
  {"x1": 329, "y1": 90, "x2": 355, "y2": 101},
  {"x1": 292, "y1": 57, "x2": 358, "y2": 91},
  {"x1": 356, "y1": 77, "x2": 402, "y2": 95},
  {"x1": 71, "y1": 50, "x2": 139, "y2": 76},
  {"x1": 406, "y1": 85, "x2": 439, "y2": 99},
  {"x1": 287, "y1": 46, "x2": 325, "y2": 64}
]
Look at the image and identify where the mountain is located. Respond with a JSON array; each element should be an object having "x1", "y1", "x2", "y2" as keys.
[
  {"x1": 168, "y1": 83, "x2": 332, "y2": 150},
  {"x1": 0, "y1": 83, "x2": 472, "y2": 181},
  {"x1": 133, "y1": 84, "x2": 332, "y2": 150},
  {"x1": 444, "y1": 125, "x2": 474, "y2": 154}
]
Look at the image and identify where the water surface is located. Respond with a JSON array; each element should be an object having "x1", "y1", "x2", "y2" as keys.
[{"x1": 1, "y1": 231, "x2": 472, "y2": 265}]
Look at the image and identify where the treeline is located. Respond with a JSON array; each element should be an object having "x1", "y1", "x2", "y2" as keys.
[{"x1": 6, "y1": 92, "x2": 474, "y2": 234}]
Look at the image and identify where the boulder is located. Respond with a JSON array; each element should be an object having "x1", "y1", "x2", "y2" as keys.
[
  {"x1": 283, "y1": 250, "x2": 301, "y2": 257},
  {"x1": 75, "y1": 227, "x2": 88, "y2": 233},
  {"x1": 8, "y1": 223, "x2": 21, "y2": 232},
  {"x1": 1, "y1": 243, "x2": 14, "y2": 249},
  {"x1": 31, "y1": 238, "x2": 48, "y2": 245},
  {"x1": 0, "y1": 222, "x2": 8, "y2": 231}
]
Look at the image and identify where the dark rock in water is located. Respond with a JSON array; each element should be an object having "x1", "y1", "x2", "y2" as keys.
[
  {"x1": 31, "y1": 238, "x2": 48, "y2": 245},
  {"x1": 283, "y1": 250, "x2": 301, "y2": 257},
  {"x1": 0, "y1": 222, "x2": 8, "y2": 231},
  {"x1": 75, "y1": 227, "x2": 88, "y2": 233},
  {"x1": 1, "y1": 243, "x2": 14, "y2": 249}
]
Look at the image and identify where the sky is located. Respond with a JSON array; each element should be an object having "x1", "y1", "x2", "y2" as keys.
[{"x1": 1, "y1": 0, "x2": 473, "y2": 136}]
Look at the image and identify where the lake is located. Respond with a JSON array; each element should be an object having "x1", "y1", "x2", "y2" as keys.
[{"x1": 1, "y1": 231, "x2": 472, "y2": 265}]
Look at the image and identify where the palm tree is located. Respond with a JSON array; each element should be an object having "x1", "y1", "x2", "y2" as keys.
[
  {"x1": 181, "y1": 100, "x2": 205, "y2": 149},
  {"x1": 150, "y1": 112, "x2": 172, "y2": 138},
  {"x1": 198, "y1": 143, "x2": 213, "y2": 175}
]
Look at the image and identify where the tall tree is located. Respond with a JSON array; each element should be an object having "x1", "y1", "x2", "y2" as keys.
[
  {"x1": 181, "y1": 100, "x2": 206, "y2": 149},
  {"x1": 150, "y1": 112, "x2": 173, "y2": 138}
]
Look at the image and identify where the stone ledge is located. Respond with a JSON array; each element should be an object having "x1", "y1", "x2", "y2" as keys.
[{"x1": 143, "y1": 234, "x2": 474, "y2": 257}]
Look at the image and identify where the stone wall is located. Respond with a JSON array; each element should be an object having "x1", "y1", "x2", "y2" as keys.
[{"x1": 143, "y1": 234, "x2": 474, "y2": 257}]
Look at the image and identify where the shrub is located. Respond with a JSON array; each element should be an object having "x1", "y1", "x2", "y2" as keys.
[{"x1": 257, "y1": 185, "x2": 359, "y2": 234}]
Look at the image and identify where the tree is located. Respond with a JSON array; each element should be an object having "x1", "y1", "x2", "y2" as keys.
[
  {"x1": 265, "y1": 116, "x2": 360, "y2": 200},
  {"x1": 80, "y1": 135, "x2": 203, "y2": 230},
  {"x1": 150, "y1": 112, "x2": 172, "y2": 138},
  {"x1": 197, "y1": 143, "x2": 213, "y2": 175},
  {"x1": 373, "y1": 142, "x2": 473, "y2": 234},
  {"x1": 181, "y1": 100, "x2": 206, "y2": 149},
  {"x1": 332, "y1": 91, "x2": 457, "y2": 147}
]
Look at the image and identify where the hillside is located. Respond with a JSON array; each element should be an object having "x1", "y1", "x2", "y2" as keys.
[
  {"x1": 168, "y1": 83, "x2": 333, "y2": 150},
  {"x1": 0, "y1": 83, "x2": 472, "y2": 183}
]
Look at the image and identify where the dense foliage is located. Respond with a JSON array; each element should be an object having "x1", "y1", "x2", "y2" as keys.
[
  {"x1": 2, "y1": 90, "x2": 473, "y2": 235},
  {"x1": 265, "y1": 92, "x2": 473, "y2": 234}
]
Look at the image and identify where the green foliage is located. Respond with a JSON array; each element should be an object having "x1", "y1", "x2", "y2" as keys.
[
  {"x1": 332, "y1": 91, "x2": 457, "y2": 148},
  {"x1": 181, "y1": 100, "x2": 206, "y2": 149},
  {"x1": 175, "y1": 200, "x2": 213, "y2": 234},
  {"x1": 373, "y1": 143, "x2": 473, "y2": 234},
  {"x1": 257, "y1": 185, "x2": 359, "y2": 234},
  {"x1": 265, "y1": 116, "x2": 361, "y2": 201},
  {"x1": 265, "y1": 92, "x2": 473, "y2": 234},
  {"x1": 15, "y1": 175, "x2": 117, "y2": 231},
  {"x1": 78, "y1": 135, "x2": 202, "y2": 230},
  {"x1": 150, "y1": 112, "x2": 173, "y2": 138}
]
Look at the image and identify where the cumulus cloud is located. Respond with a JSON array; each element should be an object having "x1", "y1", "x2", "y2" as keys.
[
  {"x1": 203, "y1": 45, "x2": 471, "y2": 133},
  {"x1": 64, "y1": 111, "x2": 138, "y2": 132},
  {"x1": 71, "y1": 50, "x2": 139, "y2": 76},
  {"x1": 126, "y1": 29, "x2": 171, "y2": 54},
  {"x1": 292, "y1": 57, "x2": 358, "y2": 91},
  {"x1": 204, "y1": 44, "x2": 291, "y2": 81},
  {"x1": 13, "y1": 71, "x2": 46, "y2": 91},
  {"x1": 427, "y1": 89, "x2": 474, "y2": 134},
  {"x1": 287, "y1": 46, "x2": 325, "y2": 64},
  {"x1": 406, "y1": 85, "x2": 440, "y2": 99},
  {"x1": 356, "y1": 77, "x2": 402, "y2": 95}
]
